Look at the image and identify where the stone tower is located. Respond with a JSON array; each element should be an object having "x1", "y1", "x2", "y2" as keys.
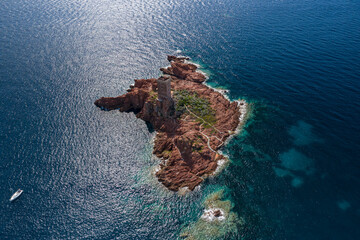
[
  {"x1": 157, "y1": 76, "x2": 172, "y2": 101},
  {"x1": 156, "y1": 76, "x2": 175, "y2": 118}
]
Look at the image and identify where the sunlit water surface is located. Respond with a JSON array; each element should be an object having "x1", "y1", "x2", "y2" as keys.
[{"x1": 1, "y1": 0, "x2": 359, "y2": 239}]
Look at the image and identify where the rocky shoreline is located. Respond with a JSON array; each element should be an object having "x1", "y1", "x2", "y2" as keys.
[{"x1": 95, "y1": 56, "x2": 246, "y2": 192}]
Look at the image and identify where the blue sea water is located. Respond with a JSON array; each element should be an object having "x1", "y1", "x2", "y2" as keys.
[{"x1": 1, "y1": 0, "x2": 360, "y2": 239}]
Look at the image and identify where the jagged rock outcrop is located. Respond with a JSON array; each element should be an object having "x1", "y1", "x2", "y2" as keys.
[
  {"x1": 160, "y1": 57, "x2": 206, "y2": 83},
  {"x1": 95, "y1": 56, "x2": 243, "y2": 191}
]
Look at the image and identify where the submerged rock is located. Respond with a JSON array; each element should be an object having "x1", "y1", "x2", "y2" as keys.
[{"x1": 180, "y1": 189, "x2": 245, "y2": 240}]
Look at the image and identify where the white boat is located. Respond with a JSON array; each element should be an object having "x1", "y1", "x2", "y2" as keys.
[{"x1": 10, "y1": 189, "x2": 23, "y2": 202}]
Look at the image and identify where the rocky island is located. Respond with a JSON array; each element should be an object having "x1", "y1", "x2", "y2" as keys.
[{"x1": 95, "y1": 56, "x2": 247, "y2": 192}]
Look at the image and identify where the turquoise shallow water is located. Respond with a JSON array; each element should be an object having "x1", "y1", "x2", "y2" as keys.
[{"x1": 1, "y1": 0, "x2": 360, "y2": 239}]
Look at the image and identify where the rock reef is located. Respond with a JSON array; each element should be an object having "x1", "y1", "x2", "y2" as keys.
[
  {"x1": 180, "y1": 189, "x2": 245, "y2": 240},
  {"x1": 95, "y1": 56, "x2": 245, "y2": 191}
]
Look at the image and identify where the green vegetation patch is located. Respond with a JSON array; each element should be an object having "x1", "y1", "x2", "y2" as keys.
[
  {"x1": 174, "y1": 90, "x2": 216, "y2": 127},
  {"x1": 161, "y1": 150, "x2": 172, "y2": 159},
  {"x1": 149, "y1": 90, "x2": 158, "y2": 103}
]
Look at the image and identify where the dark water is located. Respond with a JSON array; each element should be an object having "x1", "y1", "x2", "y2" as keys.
[{"x1": 1, "y1": 0, "x2": 359, "y2": 239}]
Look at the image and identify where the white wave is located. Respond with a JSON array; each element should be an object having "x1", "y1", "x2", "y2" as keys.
[
  {"x1": 178, "y1": 187, "x2": 190, "y2": 195},
  {"x1": 212, "y1": 158, "x2": 229, "y2": 176},
  {"x1": 153, "y1": 165, "x2": 161, "y2": 174},
  {"x1": 201, "y1": 208, "x2": 226, "y2": 222},
  {"x1": 237, "y1": 100, "x2": 248, "y2": 123}
]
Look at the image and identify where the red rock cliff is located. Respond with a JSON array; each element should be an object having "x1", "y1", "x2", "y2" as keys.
[{"x1": 95, "y1": 56, "x2": 243, "y2": 191}]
